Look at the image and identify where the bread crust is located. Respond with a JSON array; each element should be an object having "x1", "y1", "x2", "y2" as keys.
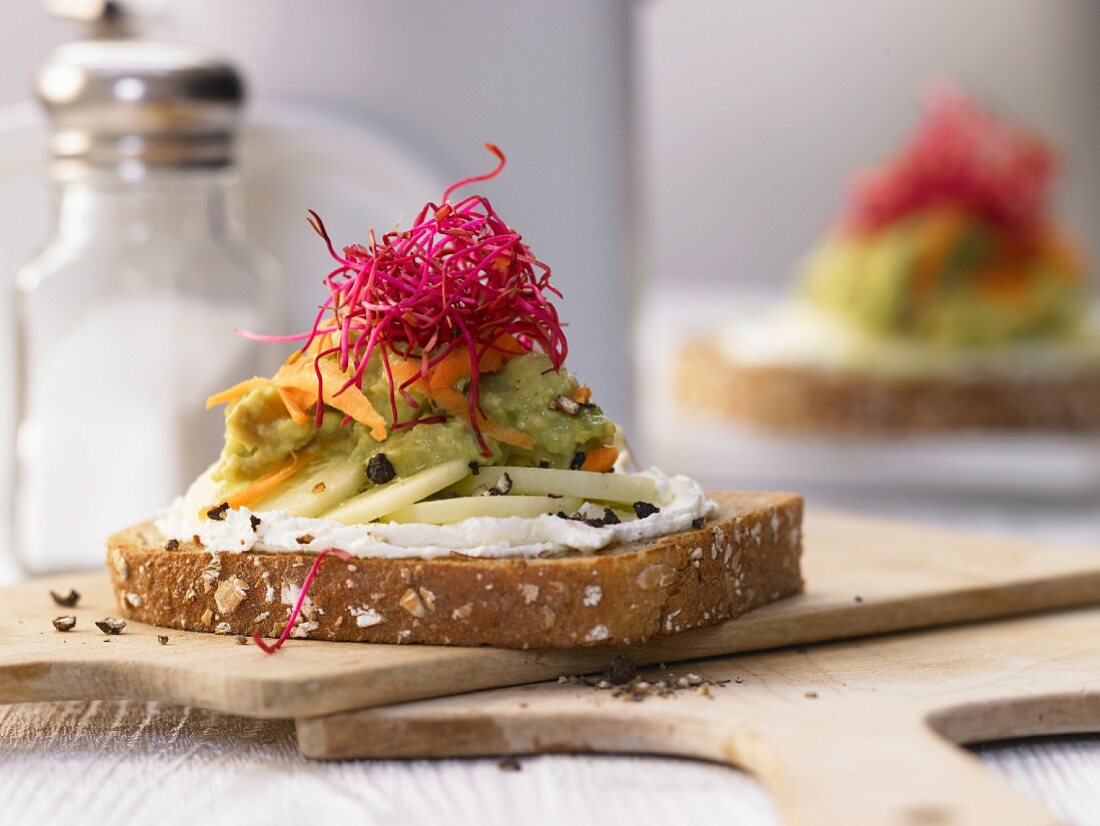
[
  {"x1": 677, "y1": 339, "x2": 1100, "y2": 434},
  {"x1": 105, "y1": 491, "x2": 802, "y2": 649}
]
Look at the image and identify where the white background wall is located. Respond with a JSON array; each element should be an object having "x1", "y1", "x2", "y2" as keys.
[{"x1": 638, "y1": 0, "x2": 1100, "y2": 296}]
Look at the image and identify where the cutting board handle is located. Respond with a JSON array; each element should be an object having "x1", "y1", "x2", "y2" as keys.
[{"x1": 296, "y1": 689, "x2": 1054, "y2": 826}]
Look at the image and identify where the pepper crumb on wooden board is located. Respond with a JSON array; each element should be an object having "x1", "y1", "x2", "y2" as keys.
[{"x1": 50, "y1": 589, "x2": 80, "y2": 607}]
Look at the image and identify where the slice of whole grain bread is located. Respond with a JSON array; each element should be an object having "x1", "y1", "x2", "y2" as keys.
[
  {"x1": 105, "y1": 490, "x2": 803, "y2": 649},
  {"x1": 677, "y1": 338, "x2": 1100, "y2": 434}
]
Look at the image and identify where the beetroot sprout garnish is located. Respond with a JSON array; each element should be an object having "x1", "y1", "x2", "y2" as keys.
[
  {"x1": 243, "y1": 144, "x2": 567, "y2": 456},
  {"x1": 843, "y1": 81, "x2": 1056, "y2": 242},
  {"x1": 253, "y1": 546, "x2": 353, "y2": 653}
]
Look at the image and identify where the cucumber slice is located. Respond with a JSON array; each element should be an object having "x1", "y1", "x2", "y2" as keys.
[
  {"x1": 451, "y1": 466, "x2": 659, "y2": 504},
  {"x1": 385, "y1": 495, "x2": 584, "y2": 525},
  {"x1": 322, "y1": 459, "x2": 471, "y2": 525},
  {"x1": 181, "y1": 463, "x2": 223, "y2": 519},
  {"x1": 254, "y1": 455, "x2": 366, "y2": 518}
]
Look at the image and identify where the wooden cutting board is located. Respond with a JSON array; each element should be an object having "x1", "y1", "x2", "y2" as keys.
[
  {"x1": 298, "y1": 605, "x2": 1100, "y2": 826},
  {"x1": 2, "y1": 508, "x2": 1099, "y2": 719}
]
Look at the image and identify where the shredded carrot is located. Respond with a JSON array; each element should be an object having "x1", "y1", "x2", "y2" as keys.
[
  {"x1": 207, "y1": 375, "x2": 316, "y2": 425},
  {"x1": 581, "y1": 446, "x2": 618, "y2": 473},
  {"x1": 274, "y1": 358, "x2": 388, "y2": 442},
  {"x1": 1039, "y1": 230, "x2": 1084, "y2": 282},
  {"x1": 431, "y1": 386, "x2": 534, "y2": 449},
  {"x1": 275, "y1": 385, "x2": 312, "y2": 425},
  {"x1": 976, "y1": 265, "x2": 1028, "y2": 302},
  {"x1": 572, "y1": 386, "x2": 592, "y2": 405},
  {"x1": 219, "y1": 455, "x2": 301, "y2": 512},
  {"x1": 427, "y1": 336, "x2": 518, "y2": 392},
  {"x1": 206, "y1": 377, "x2": 271, "y2": 409},
  {"x1": 912, "y1": 207, "x2": 967, "y2": 295},
  {"x1": 427, "y1": 348, "x2": 473, "y2": 392}
]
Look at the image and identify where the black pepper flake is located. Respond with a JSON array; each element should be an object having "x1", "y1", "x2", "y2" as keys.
[
  {"x1": 854, "y1": 595, "x2": 864, "y2": 603},
  {"x1": 367, "y1": 453, "x2": 397, "y2": 485},
  {"x1": 164, "y1": 539, "x2": 180, "y2": 551},
  {"x1": 50, "y1": 589, "x2": 80, "y2": 608},
  {"x1": 234, "y1": 635, "x2": 249, "y2": 645},
  {"x1": 582, "y1": 507, "x2": 622, "y2": 528},
  {"x1": 296, "y1": 534, "x2": 315, "y2": 545},
  {"x1": 632, "y1": 501, "x2": 660, "y2": 520},
  {"x1": 207, "y1": 502, "x2": 229, "y2": 521},
  {"x1": 691, "y1": 517, "x2": 705, "y2": 529},
  {"x1": 605, "y1": 655, "x2": 638, "y2": 685},
  {"x1": 498, "y1": 758, "x2": 522, "y2": 772},
  {"x1": 52, "y1": 615, "x2": 76, "y2": 632},
  {"x1": 468, "y1": 460, "x2": 480, "y2": 476},
  {"x1": 489, "y1": 473, "x2": 513, "y2": 496},
  {"x1": 95, "y1": 617, "x2": 126, "y2": 635},
  {"x1": 157, "y1": 635, "x2": 169, "y2": 646},
  {"x1": 250, "y1": 515, "x2": 262, "y2": 531},
  {"x1": 569, "y1": 450, "x2": 586, "y2": 470}
]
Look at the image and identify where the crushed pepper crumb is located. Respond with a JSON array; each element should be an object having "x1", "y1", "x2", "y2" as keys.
[
  {"x1": 557, "y1": 658, "x2": 727, "y2": 702},
  {"x1": 49, "y1": 589, "x2": 80, "y2": 608},
  {"x1": 95, "y1": 617, "x2": 126, "y2": 635}
]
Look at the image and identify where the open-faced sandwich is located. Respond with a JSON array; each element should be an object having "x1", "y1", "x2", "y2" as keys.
[
  {"x1": 106, "y1": 146, "x2": 803, "y2": 649},
  {"x1": 678, "y1": 84, "x2": 1100, "y2": 434}
]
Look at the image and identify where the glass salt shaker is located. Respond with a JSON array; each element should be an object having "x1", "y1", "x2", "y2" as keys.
[{"x1": 13, "y1": 26, "x2": 279, "y2": 574}]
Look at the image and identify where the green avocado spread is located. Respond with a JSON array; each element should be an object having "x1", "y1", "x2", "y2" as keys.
[
  {"x1": 801, "y1": 208, "x2": 1086, "y2": 346},
  {"x1": 212, "y1": 352, "x2": 615, "y2": 497}
]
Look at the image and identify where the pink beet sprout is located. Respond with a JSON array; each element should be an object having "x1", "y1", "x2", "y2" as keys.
[
  {"x1": 253, "y1": 546, "x2": 354, "y2": 653},
  {"x1": 246, "y1": 144, "x2": 568, "y2": 456},
  {"x1": 842, "y1": 82, "x2": 1057, "y2": 242}
]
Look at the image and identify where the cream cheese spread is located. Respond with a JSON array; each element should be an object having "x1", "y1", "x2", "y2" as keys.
[
  {"x1": 157, "y1": 467, "x2": 717, "y2": 559},
  {"x1": 719, "y1": 302, "x2": 1100, "y2": 379}
]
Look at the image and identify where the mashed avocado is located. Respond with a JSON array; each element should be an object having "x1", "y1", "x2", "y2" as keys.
[
  {"x1": 801, "y1": 208, "x2": 1085, "y2": 345},
  {"x1": 212, "y1": 352, "x2": 614, "y2": 495}
]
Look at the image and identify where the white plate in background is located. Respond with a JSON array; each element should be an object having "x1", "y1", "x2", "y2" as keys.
[{"x1": 635, "y1": 287, "x2": 1100, "y2": 502}]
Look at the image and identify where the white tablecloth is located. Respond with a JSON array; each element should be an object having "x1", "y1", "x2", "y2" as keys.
[{"x1": 2, "y1": 701, "x2": 1099, "y2": 826}]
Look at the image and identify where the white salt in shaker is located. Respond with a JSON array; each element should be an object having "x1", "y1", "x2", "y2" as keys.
[{"x1": 13, "y1": 12, "x2": 278, "y2": 574}]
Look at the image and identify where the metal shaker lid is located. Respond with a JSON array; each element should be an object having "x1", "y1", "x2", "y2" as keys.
[{"x1": 36, "y1": 3, "x2": 245, "y2": 173}]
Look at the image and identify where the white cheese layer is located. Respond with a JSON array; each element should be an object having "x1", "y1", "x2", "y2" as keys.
[
  {"x1": 719, "y1": 302, "x2": 1100, "y2": 380},
  {"x1": 157, "y1": 467, "x2": 716, "y2": 559}
]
